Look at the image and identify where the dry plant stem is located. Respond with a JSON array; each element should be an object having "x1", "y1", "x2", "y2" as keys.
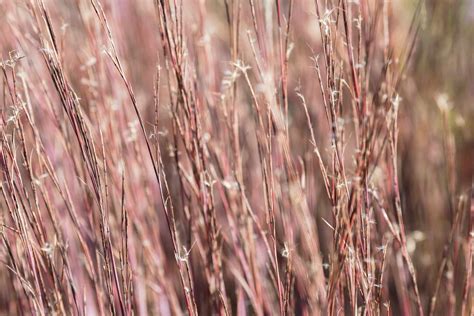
[
  {"x1": 92, "y1": 3, "x2": 197, "y2": 314},
  {"x1": 429, "y1": 197, "x2": 465, "y2": 316},
  {"x1": 389, "y1": 108, "x2": 423, "y2": 316},
  {"x1": 461, "y1": 186, "x2": 473, "y2": 316}
]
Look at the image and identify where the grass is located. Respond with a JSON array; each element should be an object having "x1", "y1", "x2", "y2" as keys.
[{"x1": 0, "y1": 0, "x2": 472, "y2": 315}]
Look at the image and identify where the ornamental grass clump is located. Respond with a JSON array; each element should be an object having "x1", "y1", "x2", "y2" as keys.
[{"x1": 0, "y1": 0, "x2": 472, "y2": 315}]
